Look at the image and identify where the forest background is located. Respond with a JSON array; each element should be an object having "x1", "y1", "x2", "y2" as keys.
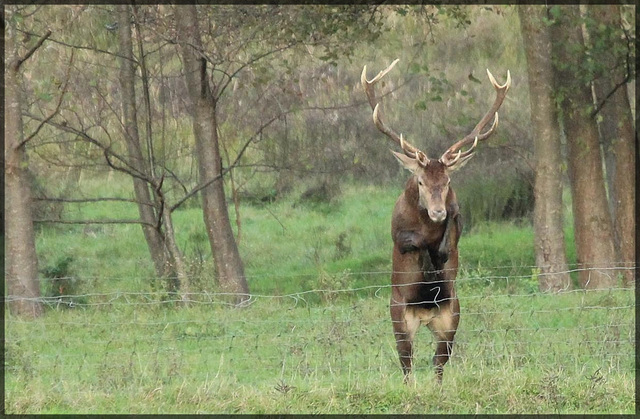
[{"x1": 3, "y1": 4, "x2": 636, "y2": 414}]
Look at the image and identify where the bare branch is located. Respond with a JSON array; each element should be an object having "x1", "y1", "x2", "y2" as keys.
[
  {"x1": 215, "y1": 40, "x2": 299, "y2": 100},
  {"x1": 590, "y1": 71, "x2": 632, "y2": 119},
  {"x1": 169, "y1": 112, "x2": 283, "y2": 212},
  {"x1": 15, "y1": 29, "x2": 51, "y2": 70},
  {"x1": 33, "y1": 218, "x2": 156, "y2": 227},
  {"x1": 157, "y1": 164, "x2": 190, "y2": 196},
  {"x1": 590, "y1": 27, "x2": 634, "y2": 118},
  {"x1": 15, "y1": 28, "x2": 135, "y2": 64},
  {"x1": 20, "y1": 50, "x2": 75, "y2": 148},
  {"x1": 23, "y1": 113, "x2": 152, "y2": 185},
  {"x1": 102, "y1": 146, "x2": 153, "y2": 186},
  {"x1": 33, "y1": 196, "x2": 157, "y2": 207}
]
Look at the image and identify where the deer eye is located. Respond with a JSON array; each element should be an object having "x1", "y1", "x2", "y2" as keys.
[{"x1": 418, "y1": 180, "x2": 423, "y2": 186}]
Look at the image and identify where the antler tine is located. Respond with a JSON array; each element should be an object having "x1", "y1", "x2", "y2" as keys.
[
  {"x1": 363, "y1": 58, "x2": 400, "y2": 84},
  {"x1": 399, "y1": 133, "x2": 420, "y2": 159},
  {"x1": 440, "y1": 69, "x2": 510, "y2": 163},
  {"x1": 487, "y1": 68, "x2": 511, "y2": 90},
  {"x1": 361, "y1": 59, "x2": 399, "y2": 111},
  {"x1": 362, "y1": 59, "x2": 428, "y2": 162},
  {"x1": 441, "y1": 135, "x2": 479, "y2": 167}
]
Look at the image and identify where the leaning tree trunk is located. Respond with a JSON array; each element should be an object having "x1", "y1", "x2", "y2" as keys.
[
  {"x1": 4, "y1": 11, "x2": 44, "y2": 317},
  {"x1": 175, "y1": 5, "x2": 250, "y2": 302},
  {"x1": 585, "y1": 4, "x2": 636, "y2": 286},
  {"x1": 518, "y1": 5, "x2": 571, "y2": 292},
  {"x1": 117, "y1": 4, "x2": 173, "y2": 279},
  {"x1": 550, "y1": 5, "x2": 617, "y2": 289}
]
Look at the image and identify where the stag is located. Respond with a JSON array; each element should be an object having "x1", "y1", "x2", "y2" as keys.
[{"x1": 361, "y1": 59, "x2": 510, "y2": 383}]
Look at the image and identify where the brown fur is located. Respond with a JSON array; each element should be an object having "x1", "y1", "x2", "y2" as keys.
[
  {"x1": 362, "y1": 60, "x2": 509, "y2": 383},
  {"x1": 390, "y1": 162, "x2": 462, "y2": 383}
]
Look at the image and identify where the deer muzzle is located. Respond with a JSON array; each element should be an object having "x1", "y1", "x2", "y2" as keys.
[{"x1": 428, "y1": 208, "x2": 447, "y2": 223}]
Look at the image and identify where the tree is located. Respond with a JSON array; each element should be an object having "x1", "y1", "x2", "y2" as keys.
[
  {"x1": 4, "y1": 8, "x2": 50, "y2": 317},
  {"x1": 584, "y1": 5, "x2": 636, "y2": 286},
  {"x1": 175, "y1": 5, "x2": 250, "y2": 302},
  {"x1": 550, "y1": 5, "x2": 617, "y2": 289},
  {"x1": 518, "y1": 5, "x2": 571, "y2": 292},
  {"x1": 117, "y1": 4, "x2": 171, "y2": 279}
]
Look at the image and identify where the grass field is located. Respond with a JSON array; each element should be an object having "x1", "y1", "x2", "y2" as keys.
[
  {"x1": 5, "y1": 286, "x2": 634, "y2": 414},
  {"x1": 5, "y1": 181, "x2": 636, "y2": 414}
]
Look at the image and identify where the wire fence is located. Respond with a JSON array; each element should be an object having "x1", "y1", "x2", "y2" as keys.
[
  {"x1": 4, "y1": 265, "x2": 636, "y2": 395},
  {"x1": 13, "y1": 260, "x2": 639, "y2": 283},
  {"x1": 5, "y1": 264, "x2": 636, "y2": 306}
]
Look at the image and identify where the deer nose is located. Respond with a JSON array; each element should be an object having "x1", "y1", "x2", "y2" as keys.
[{"x1": 429, "y1": 209, "x2": 447, "y2": 223}]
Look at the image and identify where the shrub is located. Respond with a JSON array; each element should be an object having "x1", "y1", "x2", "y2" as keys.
[
  {"x1": 316, "y1": 269, "x2": 352, "y2": 303},
  {"x1": 41, "y1": 255, "x2": 86, "y2": 308},
  {"x1": 457, "y1": 168, "x2": 534, "y2": 231}
]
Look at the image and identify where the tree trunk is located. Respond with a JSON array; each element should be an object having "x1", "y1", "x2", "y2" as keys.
[
  {"x1": 4, "y1": 11, "x2": 44, "y2": 317},
  {"x1": 518, "y1": 5, "x2": 571, "y2": 292},
  {"x1": 175, "y1": 5, "x2": 250, "y2": 302},
  {"x1": 585, "y1": 5, "x2": 636, "y2": 286},
  {"x1": 117, "y1": 5, "x2": 193, "y2": 292},
  {"x1": 161, "y1": 201, "x2": 190, "y2": 297},
  {"x1": 550, "y1": 5, "x2": 617, "y2": 289},
  {"x1": 117, "y1": 5, "x2": 172, "y2": 279}
]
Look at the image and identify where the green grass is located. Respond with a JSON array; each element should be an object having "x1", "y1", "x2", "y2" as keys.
[
  {"x1": 8, "y1": 181, "x2": 634, "y2": 414},
  {"x1": 236, "y1": 184, "x2": 399, "y2": 294},
  {"x1": 34, "y1": 182, "x2": 550, "y2": 296},
  {"x1": 35, "y1": 183, "x2": 402, "y2": 296},
  {"x1": 5, "y1": 287, "x2": 634, "y2": 414}
]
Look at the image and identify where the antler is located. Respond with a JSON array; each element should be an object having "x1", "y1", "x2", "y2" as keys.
[
  {"x1": 440, "y1": 69, "x2": 511, "y2": 167},
  {"x1": 361, "y1": 59, "x2": 429, "y2": 165}
]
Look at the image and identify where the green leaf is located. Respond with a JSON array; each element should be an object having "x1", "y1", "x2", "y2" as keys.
[
  {"x1": 12, "y1": 12, "x2": 23, "y2": 24},
  {"x1": 549, "y1": 5, "x2": 562, "y2": 20},
  {"x1": 38, "y1": 92, "x2": 53, "y2": 102}
]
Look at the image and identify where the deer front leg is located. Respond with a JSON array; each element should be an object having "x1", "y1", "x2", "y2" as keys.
[
  {"x1": 395, "y1": 230, "x2": 427, "y2": 254},
  {"x1": 436, "y1": 210, "x2": 462, "y2": 264},
  {"x1": 438, "y1": 212, "x2": 462, "y2": 281},
  {"x1": 436, "y1": 218, "x2": 453, "y2": 264}
]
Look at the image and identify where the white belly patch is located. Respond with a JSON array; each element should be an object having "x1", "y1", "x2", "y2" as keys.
[{"x1": 404, "y1": 305, "x2": 457, "y2": 339}]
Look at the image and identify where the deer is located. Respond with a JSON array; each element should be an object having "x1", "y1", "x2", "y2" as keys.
[{"x1": 361, "y1": 59, "x2": 511, "y2": 383}]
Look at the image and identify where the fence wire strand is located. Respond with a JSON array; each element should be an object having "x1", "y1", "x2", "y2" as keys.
[{"x1": 5, "y1": 265, "x2": 635, "y2": 392}]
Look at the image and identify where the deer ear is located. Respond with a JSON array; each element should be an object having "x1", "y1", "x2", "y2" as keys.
[{"x1": 391, "y1": 150, "x2": 420, "y2": 172}]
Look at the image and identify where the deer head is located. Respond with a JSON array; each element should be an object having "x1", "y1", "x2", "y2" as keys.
[{"x1": 361, "y1": 59, "x2": 511, "y2": 223}]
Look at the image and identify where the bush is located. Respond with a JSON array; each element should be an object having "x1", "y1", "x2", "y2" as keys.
[
  {"x1": 41, "y1": 255, "x2": 87, "y2": 308},
  {"x1": 456, "y1": 168, "x2": 534, "y2": 231},
  {"x1": 316, "y1": 269, "x2": 352, "y2": 303}
]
